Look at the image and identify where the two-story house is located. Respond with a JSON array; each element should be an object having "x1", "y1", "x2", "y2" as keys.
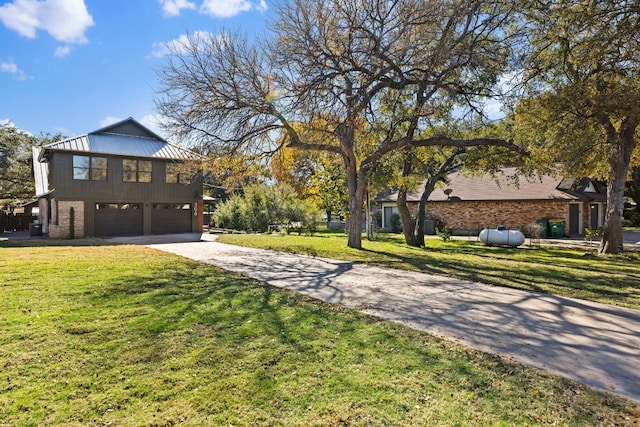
[{"x1": 32, "y1": 118, "x2": 204, "y2": 238}]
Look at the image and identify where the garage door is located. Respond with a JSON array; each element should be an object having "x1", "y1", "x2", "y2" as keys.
[
  {"x1": 151, "y1": 203, "x2": 192, "y2": 234},
  {"x1": 94, "y1": 203, "x2": 143, "y2": 237}
]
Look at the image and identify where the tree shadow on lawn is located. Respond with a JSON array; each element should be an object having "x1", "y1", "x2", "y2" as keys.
[
  {"x1": 77, "y1": 261, "x2": 640, "y2": 423},
  {"x1": 358, "y1": 243, "x2": 640, "y2": 308},
  {"x1": 91, "y1": 264, "x2": 366, "y2": 358},
  {"x1": 7, "y1": 243, "x2": 640, "y2": 424}
]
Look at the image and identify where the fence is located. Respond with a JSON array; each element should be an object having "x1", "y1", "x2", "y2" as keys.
[{"x1": 0, "y1": 211, "x2": 37, "y2": 232}]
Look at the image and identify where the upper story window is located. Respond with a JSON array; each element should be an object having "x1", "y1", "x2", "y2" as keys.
[
  {"x1": 73, "y1": 155, "x2": 107, "y2": 181},
  {"x1": 165, "y1": 163, "x2": 192, "y2": 184},
  {"x1": 123, "y1": 159, "x2": 152, "y2": 183}
]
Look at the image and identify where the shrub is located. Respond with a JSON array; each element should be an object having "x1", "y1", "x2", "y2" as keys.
[
  {"x1": 371, "y1": 209, "x2": 382, "y2": 229},
  {"x1": 212, "y1": 184, "x2": 320, "y2": 233},
  {"x1": 390, "y1": 213, "x2": 402, "y2": 233},
  {"x1": 629, "y1": 213, "x2": 640, "y2": 227},
  {"x1": 436, "y1": 225, "x2": 451, "y2": 241},
  {"x1": 584, "y1": 227, "x2": 603, "y2": 242}
]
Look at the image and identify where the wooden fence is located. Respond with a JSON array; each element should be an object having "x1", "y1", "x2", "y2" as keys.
[{"x1": 0, "y1": 211, "x2": 37, "y2": 232}]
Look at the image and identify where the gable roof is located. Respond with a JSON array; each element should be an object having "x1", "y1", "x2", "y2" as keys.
[
  {"x1": 377, "y1": 168, "x2": 605, "y2": 203},
  {"x1": 38, "y1": 118, "x2": 200, "y2": 162}
]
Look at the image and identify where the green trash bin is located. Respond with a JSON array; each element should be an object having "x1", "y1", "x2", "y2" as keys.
[
  {"x1": 548, "y1": 219, "x2": 565, "y2": 238},
  {"x1": 535, "y1": 219, "x2": 549, "y2": 238}
]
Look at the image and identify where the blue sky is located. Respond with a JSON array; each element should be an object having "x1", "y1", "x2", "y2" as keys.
[{"x1": 0, "y1": 0, "x2": 270, "y2": 139}]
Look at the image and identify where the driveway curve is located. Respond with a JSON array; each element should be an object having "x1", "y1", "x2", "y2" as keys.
[{"x1": 111, "y1": 233, "x2": 640, "y2": 403}]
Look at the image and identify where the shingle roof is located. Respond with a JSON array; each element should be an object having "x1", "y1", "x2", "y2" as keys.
[{"x1": 377, "y1": 168, "x2": 594, "y2": 202}]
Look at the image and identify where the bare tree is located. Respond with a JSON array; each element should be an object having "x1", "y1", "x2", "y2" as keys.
[{"x1": 156, "y1": 0, "x2": 527, "y2": 249}]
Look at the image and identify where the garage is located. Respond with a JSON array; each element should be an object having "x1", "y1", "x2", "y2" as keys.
[
  {"x1": 94, "y1": 203, "x2": 143, "y2": 237},
  {"x1": 151, "y1": 203, "x2": 192, "y2": 234}
]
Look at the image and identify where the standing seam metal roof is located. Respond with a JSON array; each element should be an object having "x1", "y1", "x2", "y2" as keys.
[{"x1": 40, "y1": 133, "x2": 201, "y2": 161}]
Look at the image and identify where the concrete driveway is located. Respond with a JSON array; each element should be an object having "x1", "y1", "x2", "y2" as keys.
[{"x1": 108, "y1": 232, "x2": 640, "y2": 404}]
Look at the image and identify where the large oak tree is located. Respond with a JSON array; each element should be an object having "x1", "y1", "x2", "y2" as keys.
[
  {"x1": 516, "y1": 0, "x2": 640, "y2": 254},
  {"x1": 1, "y1": 124, "x2": 39, "y2": 204},
  {"x1": 156, "y1": 0, "x2": 526, "y2": 249}
]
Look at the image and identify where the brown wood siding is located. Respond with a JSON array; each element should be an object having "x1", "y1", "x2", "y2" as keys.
[
  {"x1": 49, "y1": 152, "x2": 202, "y2": 204},
  {"x1": 49, "y1": 152, "x2": 202, "y2": 236}
]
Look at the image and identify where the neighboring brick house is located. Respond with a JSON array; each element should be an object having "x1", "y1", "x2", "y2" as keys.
[
  {"x1": 376, "y1": 168, "x2": 607, "y2": 236},
  {"x1": 32, "y1": 118, "x2": 204, "y2": 239}
]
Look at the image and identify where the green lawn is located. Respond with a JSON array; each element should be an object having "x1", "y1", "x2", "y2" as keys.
[
  {"x1": 1, "y1": 242, "x2": 639, "y2": 425},
  {"x1": 217, "y1": 231, "x2": 640, "y2": 310}
]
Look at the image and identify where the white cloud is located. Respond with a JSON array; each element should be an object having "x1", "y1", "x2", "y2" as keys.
[
  {"x1": 200, "y1": 0, "x2": 266, "y2": 18},
  {"x1": 0, "y1": 0, "x2": 94, "y2": 44},
  {"x1": 159, "y1": 0, "x2": 196, "y2": 17},
  {"x1": 139, "y1": 114, "x2": 169, "y2": 139},
  {"x1": 99, "y1": 116, "x2": 122, "y2": 128},
  {"x1": 149, "y1": 30, "x2": 214, "y2": 58},
  {"x1": 1, "y1": 61, "x2": 19, "y2": 73},
  {"x1": 1, "y1": 118, "x2": 17, "y2": 128},
  {"x1": 1, "y1": 60, "x2": 31, "y2": 80},
  {"x1": 54, "y1": 45, "x2": 71, "y2": 58},
  {"x1": 159, "y1": 0, "x2": 268, "y2": 19}
]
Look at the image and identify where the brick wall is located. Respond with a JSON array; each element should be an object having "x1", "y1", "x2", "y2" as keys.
[
  {"x1": 49, "y1": 200, "x2": 85, "y2": 239},
  {"x1": 420, "y1": 200, "x2": 569, "y2": 235}
]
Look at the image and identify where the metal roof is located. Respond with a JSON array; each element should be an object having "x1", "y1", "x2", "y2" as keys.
[
  {"x1": 38, "y1": 117, "x2": 202, "y2": 162},
  {"x1": 39, "y1": 133, "x2": 200, "y2": 161}
]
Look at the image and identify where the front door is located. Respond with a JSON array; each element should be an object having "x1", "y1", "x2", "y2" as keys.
[
  {"x1": 590, "y1": 203, "x2": 600, "y2": 230},
  {"x1": 569, "y1": 204, "x2": 580, "y2": 235}
]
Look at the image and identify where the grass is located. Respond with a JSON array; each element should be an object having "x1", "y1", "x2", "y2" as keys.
[
  {"x1": 1, "y1": 242, "x2": 639, "y2": 425},
  {"x1": 216, "y1": 230, "x2": 640, "y2": 310}
]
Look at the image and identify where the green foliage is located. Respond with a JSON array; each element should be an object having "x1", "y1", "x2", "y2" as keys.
[
  {"x1": 69, "y1": 207, "x2": 75, "y2": 239},
  {"x1": 0, "y1": 124, "x2": 37, "y2": 204},
  {"x1": 626, "y1": 213, "x2": 640, "y2": 227},
  {"x1": 584, "y1": 227, "x2": 603, "y2": 242},
  {"x1": 435, "y1": 226, "x2": 451, "y2": 242},
  {"x1": 389, "y1": 213, "x2": 402, "y2": 233},
  {"x1": 311, "y1": 159, "x2": 348, "y2": 221},
  {"x1": 0, "y1": 124, "x2": 65, "y2": 205},
  {"x1": 212, "y1": 184, "x2": 320, "y2": 234}
]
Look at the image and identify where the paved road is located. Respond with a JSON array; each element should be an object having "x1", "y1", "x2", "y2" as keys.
[{"x1": 112, "y1": 233, "x2": 640, "y2": 404}]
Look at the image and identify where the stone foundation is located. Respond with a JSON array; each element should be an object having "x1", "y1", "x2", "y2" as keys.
[{"x1": 49, "y1": 200, "x2": 85, "y2": 239}]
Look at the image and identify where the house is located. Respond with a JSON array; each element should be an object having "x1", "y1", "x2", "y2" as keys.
[
  {"x1": 376, "y1": 168, "x2": 607, "y2": 236},
  {"x1": 32, "y1": 118, "x2": 204, "y2": 238}
]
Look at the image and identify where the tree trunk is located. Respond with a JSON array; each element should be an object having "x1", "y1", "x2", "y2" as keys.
[
  {"x1": 366, "y1": 191, "x2": 374, "y2": 240},
  {"x1": 345, "y1": 158, "x2": 366, "y2": 249},
  {"x1": 598, "y1": 120, "x2": 638, "y2": 255},
  {"x1": 397, "y1": 187, "x2": 417, "y2": 246},
  {"x1": 600, "y1": 169, "x2": 626, "y2": 254},
  {"x1": 413, "y1": 150, "x2": 463, "y2": 247},
  {"x1": 397, "y1": 152, "x2": 418, "y2": 246},
  {"x1": 414, "y1": 179, "x2": 438, "y2": 247},
  {"x1": 414, "y1": 196, "x2": 427, "y2": 247}
]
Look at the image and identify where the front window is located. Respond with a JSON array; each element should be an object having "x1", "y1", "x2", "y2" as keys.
[
  {"x1": 166, "y1": 163, "x2": 192, "y2": 184},
  {"x1": 73, "y1": 155, "x2": 107, "y2": 181},
  {"x1": 123, "y1": 159, "x2": 152, "y2": 183},
  {"x1": 383, "y1": 206, "x2": 399, "y2": 229}
]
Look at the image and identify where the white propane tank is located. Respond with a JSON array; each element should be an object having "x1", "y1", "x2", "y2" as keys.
[{"x1": 479, "y1": 226, "x2": 525, "y2": 247}]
